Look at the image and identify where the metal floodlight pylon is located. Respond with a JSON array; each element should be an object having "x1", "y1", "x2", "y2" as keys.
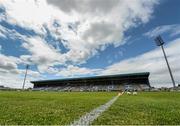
[
  {"x1": 154, "y1": 35, "x2": 176, "y2": 88},
  {"x1": 22, "y1": 64, "x2": 29, "y2": 90}
]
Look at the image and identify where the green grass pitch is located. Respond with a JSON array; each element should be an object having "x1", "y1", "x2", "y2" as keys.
[
  {"x1": 0, "y1": 91, "x2": 180, "y2": 125},
  {"x1": 0, "y1": 91, "x2": 116, "y2": 125},
  {"x1": 93, "y1": 92, "x2": 180, "y2": 125}
]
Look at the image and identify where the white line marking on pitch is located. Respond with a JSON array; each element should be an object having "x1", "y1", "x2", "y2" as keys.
[{"x1": 71, "y1": 95, "x2": 119, "y2": 126}]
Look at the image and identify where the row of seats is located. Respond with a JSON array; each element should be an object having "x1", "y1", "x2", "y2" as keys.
[{"x1": 33, "y1": 84, "x2": 150, "y2": 91}]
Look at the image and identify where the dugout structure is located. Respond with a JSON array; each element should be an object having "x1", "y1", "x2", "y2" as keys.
[{"x1": 31, "y1": 72, "x2": 150, "y2": 91}]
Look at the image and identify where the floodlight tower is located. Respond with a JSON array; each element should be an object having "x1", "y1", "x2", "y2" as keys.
[
  {"x1": 22, "y1": 64, "x2": 29, "y2": 90},
  {"x1": 154, "y1": 35, "x2": 176, "y2": 88}
]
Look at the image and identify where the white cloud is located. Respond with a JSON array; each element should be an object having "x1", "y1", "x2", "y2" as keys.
[
  {"x1": 144, "y1": 24, "x2": 180, "y2": 38},
  {"x1": 57, "y1": 65, "x2": 102, "y2": 77},
  {"x1": 0, "y1": 0, "x2": 159, "y2": 70},
  {"x1": 102, "y1": 38, "x2": 180, "y2": 87},
  {"x1": 20, "y1": 37, "x2": 66, "y2": 73},
  {"x1": 0, "y1": 54, "x2": 20, "y2": 71},
  {"x1": 0, "y1": 25, "x2": 27, "y2": 40},
  {"x1": 0, "y1": 25, "x2": 64, "y2": 74},
  {"x1": 0, "y1": 25, "x2": 9, "y2": 39},
  {"x1": 0, "y1": 53, "x2": 41, "y2": 88},
  {"x1": 0, "y1": 69, "x2": 41, "y2": 88}
]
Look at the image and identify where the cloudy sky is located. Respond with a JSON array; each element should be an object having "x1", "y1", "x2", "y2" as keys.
[{"x1": 0, "y1": 0, "x2": 180, "y2": 88}]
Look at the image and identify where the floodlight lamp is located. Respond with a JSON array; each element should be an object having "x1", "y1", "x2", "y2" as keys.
[{"x1": 154, "y1": 35, "x2": 164, "y2": 46}]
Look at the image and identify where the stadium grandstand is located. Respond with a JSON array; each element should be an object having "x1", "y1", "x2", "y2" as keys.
[{"x1": 31, "y1": 72, "x2": 150, "y2": 91}]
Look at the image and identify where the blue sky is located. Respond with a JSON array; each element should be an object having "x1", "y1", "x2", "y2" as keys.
[{"x1": 0, "y1": 0, "x2": 180, "y2": 88}]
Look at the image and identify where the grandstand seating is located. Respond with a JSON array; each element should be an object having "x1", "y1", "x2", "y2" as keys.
[{"x1": 32, "y1": 83, "x2": 150, "y2": 91}]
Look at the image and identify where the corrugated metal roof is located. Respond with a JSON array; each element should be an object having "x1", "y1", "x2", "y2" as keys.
[{"x1": 31, "y1": 72, "x2": 150, "y2": 83}]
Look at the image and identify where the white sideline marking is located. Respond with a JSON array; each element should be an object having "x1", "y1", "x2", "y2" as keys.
[{"x1": 71, "y1": 95, "x2": 119, "y2": 126}]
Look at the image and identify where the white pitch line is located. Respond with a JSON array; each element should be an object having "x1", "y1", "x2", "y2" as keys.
[{"x1": 71, "y1": 95, "x2": 119, "y2": 126}]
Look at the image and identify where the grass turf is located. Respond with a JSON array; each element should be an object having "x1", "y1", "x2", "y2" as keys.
[
  {"x1": 0, "y1": 91, "x2": 116, "y2": 125},
  {"x1": 1, "y1": 91, "x2": 180, "y2": 125},
  {"x1": 93, "y1": 92, "x2": 180, "y2": 125}
]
